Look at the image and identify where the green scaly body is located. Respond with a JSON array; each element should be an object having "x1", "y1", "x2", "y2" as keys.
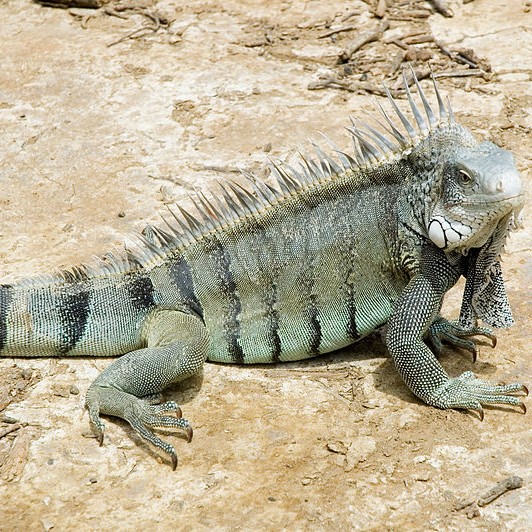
[{"x1": 1, "y1": 166, "x2": 408, "y2": 364}]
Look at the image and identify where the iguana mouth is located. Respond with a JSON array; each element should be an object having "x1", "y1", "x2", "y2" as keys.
[
  {"x1": 484, "y1": 192, "x2": 523, "y2": 202},
  {"x1": 453, "y1": 193, "x2": 524, "y2": 207}
]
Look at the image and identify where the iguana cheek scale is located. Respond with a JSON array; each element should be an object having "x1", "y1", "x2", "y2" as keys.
[
  {"x1": 0, "y1": 71, "x2": 526, "y2": 468},
  {"x1": 428, "y1": 215, "x2": 473, "y2": 248}
]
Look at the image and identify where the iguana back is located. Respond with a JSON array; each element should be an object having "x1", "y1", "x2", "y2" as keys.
[{"x1": 189, "y1": 173, "x2": 407, "y2": 364}]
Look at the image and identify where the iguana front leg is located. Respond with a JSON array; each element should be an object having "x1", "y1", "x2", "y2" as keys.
[
  {"x1": 85, "y1": 310, "x2": 209, "y2": 469},
  {"x1": 387, "y1": 247, "x2": 527, "y2": 417}
]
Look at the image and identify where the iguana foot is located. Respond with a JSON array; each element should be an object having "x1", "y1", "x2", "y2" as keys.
[
  {"x1": 428, "y1": 371, "x2": 528, "y2": 418},
  {"x1": 141, "y1": 397, "x2": 183, "y2": 419},
  {"x1": 427, "y1": 318, "x2": 496, "y2": 362},
  {"x1": 86, "y1": 386, "x2": 192, "y2": 470}
]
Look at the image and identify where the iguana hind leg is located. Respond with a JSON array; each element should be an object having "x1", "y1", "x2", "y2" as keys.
[{"x1": 85, "y1": 310, "x2": 209, "y2": 469}]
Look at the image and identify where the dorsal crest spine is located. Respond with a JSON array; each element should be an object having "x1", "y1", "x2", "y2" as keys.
[{"x1": 33, "y1": 69, "x2": 454, "y2": 286}]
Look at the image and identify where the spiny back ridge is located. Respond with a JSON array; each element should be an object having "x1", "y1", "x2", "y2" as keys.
[{"x1": 24, "y1": 69, "x2": 453, "y2": 286}]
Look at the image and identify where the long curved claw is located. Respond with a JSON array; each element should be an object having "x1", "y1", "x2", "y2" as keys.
[
  {"x1": 168, "y1": 424, "x2": 192, "y2": 471},
  {"x1": 85, "y1": 393, "x2": 106, "y2": 446},
  {"x1": 522, "y1": 385, "x2": 529, "y2": 397},
  {"x1": 472, "y1": 401, "x2": 525, "y2": 417},
  {"x1": 471, "y1": 406, "x2": 484, "y2": 421},
  {"x1": 171, "y1": 452, "x2": 178, "y2": 471},
  {"x1": 475, "y1": 329, "x2": 496, "y2": 347}
]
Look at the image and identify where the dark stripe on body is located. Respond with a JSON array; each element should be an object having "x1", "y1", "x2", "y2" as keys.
[
  {"x1": 168, "y1": 255, "x2": 204, "y2": 319},
  {"x1": 298, "y1": 245, "x2": 322, "y2": 356},
  {"x1": 346, "y1": 290, "x2": 360, "y2": 341},
  {"x1": 127, "y1": 274, "x2": 155, "y2": 311},
  {"x1": 209, "y1": 239, "x2": 244, "y2": 364},
  {"x1": 264, "y1": 279, "x2": 281, "y2": 362},
  {"x1": 343, "y1": 241, "x2": 361, "y2": 341},
  {"x1": 57, "y1": 289, "x2": 91, "y2": 354},
  {"x1": 306, "y1": 293, "x2": 322, "y2": 356},
  {"x1": 0, "y1": 285, "x2": 13, "y2": 352}
]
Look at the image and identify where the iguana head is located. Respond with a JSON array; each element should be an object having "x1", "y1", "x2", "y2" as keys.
[
  {"x1": 344, "y1": 70, "x2": 524, "y2": 257},
  {"x1": 425, "y1": 137, "x2": 524, "y2": 252}
]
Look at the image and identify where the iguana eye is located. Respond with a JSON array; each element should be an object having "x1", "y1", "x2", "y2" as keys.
[{"x1": 458, "y1": 169, "x2": 473, "y2": 185}]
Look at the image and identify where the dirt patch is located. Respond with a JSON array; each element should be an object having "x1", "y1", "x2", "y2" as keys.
[{"x1": 0, "y1": 0, "x2": 531, "y2": 529}]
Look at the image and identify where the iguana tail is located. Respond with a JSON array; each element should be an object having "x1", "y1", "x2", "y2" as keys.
[{"x1": 0, "y1": 271, "x2": 152, "y2": 357}]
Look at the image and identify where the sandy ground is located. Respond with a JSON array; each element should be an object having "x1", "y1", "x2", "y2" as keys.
[{"x1": 0, "y1": 0, "x2": 531, "y2": 529}]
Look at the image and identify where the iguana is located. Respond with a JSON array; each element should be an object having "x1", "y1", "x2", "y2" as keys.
[{"x1": 0, "y1": 73, "x2": 527, "y2": 469}]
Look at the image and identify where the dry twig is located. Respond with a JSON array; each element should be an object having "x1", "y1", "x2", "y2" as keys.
[
  {"x1": 455, "y1": 476, "x2": 524, "y2": 514},
  {"x1": 392, "y1": 68, "x2": 431, "y2": 90},
  {"x1": 403, "y1": 34, "x2": 434, "y2": 45},
  {"x1": 318, "y1": 25, "x2": 357, "y2": 39},
  {"x1": 107, "y1": 10, "x2": 167, "y2": 47},
  {"x1": 433, "y1": 69, "x2": 484, "y2": 79},
  {"x1": 478, "y1": 476, "x2": 523, "y2": 507},
  {"x1": 308, "y1": 75, "x2": 400, "y2": 98},
  {"x1": 0, "y1": 424, "x2": 21, "y2": 439},
  {"x1": 338, "y1": 20, "x2": 390, "y2": 63},
  {"x1": 36, "y1": 0, "x2": 102, "y2": 7}
]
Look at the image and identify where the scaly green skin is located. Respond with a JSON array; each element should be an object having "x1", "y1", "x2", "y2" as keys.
[{"x1": 0, "y1": 80, "x2": 527, "y2": 468}]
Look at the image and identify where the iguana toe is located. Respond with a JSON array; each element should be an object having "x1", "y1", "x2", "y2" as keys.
[
  {"x1": 85, "y1": 394, "x2": 105, "y2": 446},
  {"x1": 93, "y1": 425, "x2": 105, "y2": 446},
  {"x1": 427, "y1": 371, "x2": 527, "y2": 414},
  {"x1": 145, "y1": 400, "x2": 183, "y2": 418},
  {"x1": 140, "y1": 396, "x2": 183, "y2": 419},
  {"x1": 125, "y1": 405, "x2": 192, "y2": 469}
]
